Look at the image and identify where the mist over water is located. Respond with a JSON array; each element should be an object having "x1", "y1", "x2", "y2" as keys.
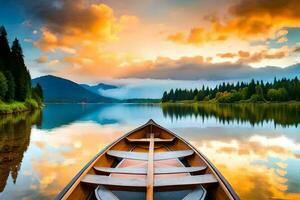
[
  {"x1": 97, "y1": 79, "x2": 230, "y2": 99},
  {"x1": 96, "y1": 77, "x2": 286, "y2": 99}
]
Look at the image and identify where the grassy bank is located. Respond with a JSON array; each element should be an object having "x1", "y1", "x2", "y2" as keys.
[{"x1": 0, "y1": 99, "x2": 42, "y2": 114}]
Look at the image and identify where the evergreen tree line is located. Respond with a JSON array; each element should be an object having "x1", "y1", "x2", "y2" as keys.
[
  {"x1": 161, "y1": 77, "x2": 300, "y2": 103},
  {"x1": 0, "y1": 25, "x2": 43, "y2": 104}
]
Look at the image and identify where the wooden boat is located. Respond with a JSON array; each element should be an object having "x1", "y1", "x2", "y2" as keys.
[{"x1": 57, "y1": 119, "x2": 239, "y2": 200}]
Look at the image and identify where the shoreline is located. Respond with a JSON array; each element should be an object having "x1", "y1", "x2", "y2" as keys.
[
  {"x1": 160, "y1": 101, "x2": 300, "y2": 105},
  {"x1": 42, "y1": 101, "x2": 300, "y2": 105},
  {"x1": 0, "y1": 99, "x2": 43, "y2": 115}
]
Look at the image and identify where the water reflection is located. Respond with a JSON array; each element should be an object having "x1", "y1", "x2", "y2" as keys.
[
  {"x1": 162, "y1": 103, "x2": 300, "y2": 127},
  {"x1": 176, "y1": 127, "x2": 300, "y2": 199},
  {"x1": 0, "y1": 104, "x2": 299, "y2": 199},
  {"x1": 28, "y1": 123, "x2": 127, "y2": 198},
  {"x1": 40, "y1": 104, "x2": 121, "y2": 129},
  {"x1": 0, "y1": 111, "x2": 41, "y2": 192},
  {"x1": 40, "y1": 104, "x2": 160, "y2": 130}
]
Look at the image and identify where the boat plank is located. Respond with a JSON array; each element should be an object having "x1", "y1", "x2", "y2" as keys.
[
  {"x1": 81, "y1": 174, "x2": 217, "y2": 188},
  {"x1": 107, "y1": 150, "x2": 148, "y2": 160},
  {"x1": 94, "y1": 167, "x2": 147, "y2": 174},
  {"x1": 106, "y1": 150, "x2": 194, "y2": 161},
  {"x1": 146, "y1": 133, "x2": 154, "y2": 200},
  {"x1": 155, "y1": 166, "x2": 206, "y2": 174},
  {"x1": 81, "y1": 174, "x2": 146, "y2": 187},
  {"x1": 94, "y1": 166, "x2": 206, "y2": 174},
  {"x1": 155, "y1": 174, "x2": 218, "y2": 187},
  {"x1": 154, "y1": 150, "x2": 194, "y2": 160}
]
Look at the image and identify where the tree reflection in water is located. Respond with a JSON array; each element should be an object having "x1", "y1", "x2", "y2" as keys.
[
  {"x1": 162, "y1": 103, "x2": 300, "y2": 127},
  {"x1": 0, "y1": 111, "x2": 41, "y2": 192}
]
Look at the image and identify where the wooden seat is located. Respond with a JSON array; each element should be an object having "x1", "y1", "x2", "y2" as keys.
[
  {"x1": 82, "y1": 174, "x2": 146, "y2": 187},
  {"x1": 107, "y1": 151, "x2": 147, "y2": 160},
  {"x1": 95, "y1": 167, "x2": 147, "y2": 174},
  {"x1": 94, "y1": 166, "x2": 207, "y2": 175},
  {"x1": 95, "y1": 186, "x2": 119, "y2": 200},
  {"x1": 155, "y1": 174, "x2": 218, "y2": 187},
  {"x1": 81, "y1": 174, "x2": 217, "y2": 188},
  {"x1": 183, "y1": 186, "x2": 207, "y2": 200},
  {"x1": 155, "y1": 166, "x2": 206, "y2": 174},
  {"x1": 126, "y1": 137, "x2": 175, "y2": 143},
  {"x1": 107, "y1": 150, "x2": 194, "y2": 161},
  {"x1": 94, "y1": 182, "x2": 207, "y2": 200}
]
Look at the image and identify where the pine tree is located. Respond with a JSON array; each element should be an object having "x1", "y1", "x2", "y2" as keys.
[
  {"x1": 0, "y1": 25, "x2": 43, "y2": 104},
  {"x1": 32, "y1": 83, "x2": 43, "y2": 104},
  {"x1": 0, "y1": 26, "x2": 11, "y2": 71},
  {"x1": 0, "y1": 72, "x2": 8, "y2": 100},
  {"x1": 11, "y1": 38, "x2": 30, "y2": 101},
  {"x1": 169, "y1": 89, "x2": 174, "y2": 102},
  {"x1": 3, "y1": 71, "x2": 15, "y2": 101},
  {"x1": 246, "y1": 79, "x2": 256, "y2": 99},
  {"x1": 162, "y1": 91, "x2": 168, "y2": 102}
]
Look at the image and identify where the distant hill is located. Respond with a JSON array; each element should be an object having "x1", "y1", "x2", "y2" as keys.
[
  {"x1": 32, "y1": 75, "x2": 115, "y2": 103},
  {"x1": 80, "y1": 83, "x2": 118, "y2": 95}
]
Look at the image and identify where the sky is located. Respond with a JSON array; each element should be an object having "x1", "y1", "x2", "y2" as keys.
[{"x1": 1, "y1": 0, "x2": 300, "y2": 90}]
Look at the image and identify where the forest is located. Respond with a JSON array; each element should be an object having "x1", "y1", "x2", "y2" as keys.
[
  {"x1": 161, "y1": 77, "x2": 300, "y2": 103},
  {"x1": 0, "y1": 25, "x2": 43, "y2": 113}
]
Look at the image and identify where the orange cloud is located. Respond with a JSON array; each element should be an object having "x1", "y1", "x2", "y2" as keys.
[
  {"x1": 238, "y1": 51, "x2": 250, "y2": 58},
  {"x1": 237, "y1": 47, "x2": 290, "y2": 64},
  {"x1": 216, "y1": 46, "x2": 290, "y2": 64},
  {"x1": 167, "y1": 32, "x2": 185, "y2": 44},
  {"x1": 35, "y1": 55, "x2": 48, "y2": 64},
  {"x1": 167, "y1": 0, "x2": 300, "y2": 45},
  {"x1": 30, "y1": 1, "x2": 143, "y2": 79},
  {"x1": 34, "y1": 3, "x2": 120, "y2": 52},
  {"x1": 217, "y1": 52, "x2": 236, "y2": 58}
]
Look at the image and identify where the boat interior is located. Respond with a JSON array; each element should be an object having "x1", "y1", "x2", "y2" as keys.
[{"x1": 60, "y1": 120, "x2": 237, "y2": 200}]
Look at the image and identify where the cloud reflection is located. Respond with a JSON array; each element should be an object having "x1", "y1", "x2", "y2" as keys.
[
  {"x1": 27, "y1": 122, "x2": 131, "y2": 198},
  {"x1": 189, "y1": 133, "x2": 300, "y2": 200}
]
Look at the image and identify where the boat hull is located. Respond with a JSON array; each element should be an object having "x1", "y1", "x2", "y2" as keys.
[{"x1": 57, "y1": 120, "x2": 239, "y2": 200}]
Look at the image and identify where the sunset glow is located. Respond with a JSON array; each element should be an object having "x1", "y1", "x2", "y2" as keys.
[
  {"x1": 1, "y1": 2, "x2": 300, "y2": 199},
  {"x1": 1, "y1": 0, "x2": 299, "y2": 82}
]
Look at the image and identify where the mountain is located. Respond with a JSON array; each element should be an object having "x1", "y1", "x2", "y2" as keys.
[
  {"x1": 80, "y1": 83, "x2": 118, "y2": 95},
  {"x1": 32, "y1": 75, "x2": 115, "y2": 103}
]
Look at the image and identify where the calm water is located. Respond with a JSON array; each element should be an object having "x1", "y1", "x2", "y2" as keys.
[{"x1": 0, "y1": 103, "x2": 300, "y2": 200}]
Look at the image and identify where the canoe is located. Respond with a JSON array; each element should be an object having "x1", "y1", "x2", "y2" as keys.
[{"x1": 57, "y1": 119, "x2": 239, "y2": 200}]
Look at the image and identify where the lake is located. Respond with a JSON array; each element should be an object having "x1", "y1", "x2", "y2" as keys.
[{"x1": 0, "y1": 103, "x2": 300, "y2": 200}]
